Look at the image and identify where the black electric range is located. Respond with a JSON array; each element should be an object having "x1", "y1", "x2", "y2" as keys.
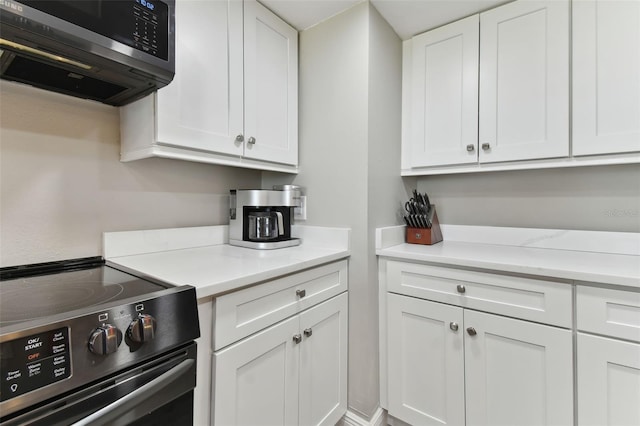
[{"x1": 0, "y1": 257, "x2": 200, "y2": 425}]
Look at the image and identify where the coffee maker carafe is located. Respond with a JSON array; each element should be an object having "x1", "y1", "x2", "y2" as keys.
[{"x1": 229, "y1": 186, "x2": 302, "y2": 249}]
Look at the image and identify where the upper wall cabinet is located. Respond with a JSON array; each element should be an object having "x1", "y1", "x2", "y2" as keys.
[
  {"x1": 572, "y1": 0, "x2": 640, "y2": 156},
  {"x1": 409, "y1": 15, "x2": 479, "y2": 168},
  {"x1": 120, "y1": 0, "x2": 298, "y2": 173},
  {"x1": 479, "y1": 0, "x2": 569, "y2": 163},
  {"x1": 401, "y1": 0, "x2": 639, "y2": 176}
]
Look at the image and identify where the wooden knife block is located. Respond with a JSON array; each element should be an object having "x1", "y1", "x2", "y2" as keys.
[{"x1": 406, "y1": 208, "x2": 443, "y2": 245}]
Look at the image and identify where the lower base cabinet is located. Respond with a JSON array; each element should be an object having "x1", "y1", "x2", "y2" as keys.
[
  {"x1": 577, "y1": 333, "x2": 640, "y2": 426},
  {"x1": 213, "y1": 292, "x2": 348, "y2": 426},
  {"x1": 387, "y1": 293, "x2": 573, "y2": 426}
]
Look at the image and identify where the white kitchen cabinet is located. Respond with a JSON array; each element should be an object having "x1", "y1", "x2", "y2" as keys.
[
  {"x1": 213, "y1": 260, "x2": 348, "y2": 351},
  {"x1": 577, "y1": 333, "x2": 640, "y2": 426},
  {"x1": 120, "y1": 0, "x2": 298, "y2": 173},
  {"x1": 403, "y1": 0, "x2": 569, "y2": 170},
  {"x1": 576, "y1": 285, "x2": 640, "y2": 425},
  {"x1": 243, "y1": 0, "x2": 298, "y2": 166},
  {"x1": 409, "y1": 15, "x2": 479, "y2": 168},
  {"x1": 464, "y1": 310, "x2": 573, "y2": 426},
  {"x1": 298, "y1": 292, "x2": 348, "y2": 426},
  {"x1": 573, "y1": 0, "x2": 640, "y2": 156},
  {"x1": 387, "y1": 294, "x2": 465, "y2": 426},
  {"x1": 213, "y1": 290, "x2": 348, "y2": 426},
  {"x1": 382, "y1": 259, "x2": 574, "y2": 426},
  {"x1": 385, "y1": 260, "x2": 573, "y2": 327},
  {"x1": 213, "y1": 315, "x2": 300, "y2": 426},
  {"x1": 478, "y1": 0, "x2": 569, "y2": 163}
]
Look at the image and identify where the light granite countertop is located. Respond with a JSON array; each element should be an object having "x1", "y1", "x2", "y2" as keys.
[
  {"x1": 104, "y1": 225, "x2": 351, "y2": 299},
  {"x1": 376, "y1": 225, "x2": 640, "y2": 289}
]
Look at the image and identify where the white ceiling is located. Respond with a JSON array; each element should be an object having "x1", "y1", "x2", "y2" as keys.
[{"x1": 259, "y1": 0, "x2": 511, "y2": 40}]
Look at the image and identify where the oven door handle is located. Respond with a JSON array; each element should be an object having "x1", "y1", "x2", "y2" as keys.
[{"x1": 71, "y1": 358, "x2": 194, "y2": 426}]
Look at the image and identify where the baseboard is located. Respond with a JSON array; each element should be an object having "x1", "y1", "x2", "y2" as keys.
[{"x1": 340, "y1": 407, "x2": 386, "y2": 426}]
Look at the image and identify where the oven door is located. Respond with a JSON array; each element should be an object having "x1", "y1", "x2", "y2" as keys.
[{"x1": 1, "y1": 343, "x2": 197, "y2": 426}]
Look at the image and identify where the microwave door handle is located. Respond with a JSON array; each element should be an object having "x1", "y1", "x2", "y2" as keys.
[
  {"x1": 71, "y1": 359, "x2": 194, "y2": 426},
  {"x1": 276, "y1": 211, "x2": 284, "y2": 236}
]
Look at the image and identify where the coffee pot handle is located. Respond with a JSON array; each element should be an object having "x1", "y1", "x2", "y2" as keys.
[{"x1": 275, "y1": 212, "x2": 284, "y2": 236}]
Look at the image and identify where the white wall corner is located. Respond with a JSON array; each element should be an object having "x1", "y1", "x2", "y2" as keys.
[{"x1": 340, "y1": 407, "x2": 387, "y2": 426}]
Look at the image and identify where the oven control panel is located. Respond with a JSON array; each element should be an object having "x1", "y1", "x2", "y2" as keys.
[{"x1": 0, "y1": 327, "x2": 71, "y2": 402}]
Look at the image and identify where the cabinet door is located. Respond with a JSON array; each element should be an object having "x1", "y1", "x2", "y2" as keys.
[
  {"x1": 464, "y1": 310, "x2": 573, "y2": 426},
  {"x1": 577, "y1": 333, "x2": 640, "y2": 426},
  {"x1": 410, "y1": 15, "x2": 479, "y2": 167},
  {"x1": 573, "y1": 0, "x2": 640, "y2": 156},
  {"x1": 299, "y1": 293, "x2": 348, "y2": 426},
  {"x1": 243, "y1": 0, "x2": 298, "y2": 166},
  {"x1": 479, "y1": 0, "x2": 569, "y2": 163},
  {"x1": 387, "y1": 294, "x2": 465, "y2": 426},
  {"x1": 213, "y1": 316, "x2": 299, "y2": 426},
  {"x1": 156, "y1": 0, "x2": 243, "y2": 155}
]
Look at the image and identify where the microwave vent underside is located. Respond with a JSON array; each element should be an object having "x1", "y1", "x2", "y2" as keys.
[{"x1": 2, "y1": 53, "x2": 127, "y2": 102}]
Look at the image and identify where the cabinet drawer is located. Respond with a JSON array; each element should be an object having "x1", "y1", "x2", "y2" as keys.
[
  {"x1": 577, "y1": 286, "x2": 640, "y2": 343},
  {"x1": 213, "y1": 260, "x2": 348, "y2": 350},
  {"x1": 386, "y1": 261, "x2": 572, "y2": 327}
]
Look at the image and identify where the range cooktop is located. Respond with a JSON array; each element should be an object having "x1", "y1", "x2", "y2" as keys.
[{"x1": 0, "y1": 257, "x2": 168, "y2": 328}]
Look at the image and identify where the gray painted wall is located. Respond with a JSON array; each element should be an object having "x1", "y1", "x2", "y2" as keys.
[
  {"x1": 264, "y1": 2, "x2": 405, "y2": 420},
  {"x1": 417, "y1": 164, "x2": 640, "y2": 232},
  {"x1": 0, "y1": 81, "x2": 261, "y2": 266}
]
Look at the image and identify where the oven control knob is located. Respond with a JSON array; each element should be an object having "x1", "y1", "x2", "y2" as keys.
[
  {"x1": 88, "y1": 324, "x2": 123, "y2": 355},
  {"x1": 127, "y1": 314, "x2": 157, "y2": 343}
]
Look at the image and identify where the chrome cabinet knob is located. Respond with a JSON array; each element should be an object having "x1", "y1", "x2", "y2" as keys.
[
  {"x1": 304, "y1": 328, "x2": 313, "y2": 337},
  {"x1": 235, "y1": 134, "x2": 244, "y2": 143},
  {"x1": 247, "y1": 136, "x2": 256, "y2": 145},
  {"x1": 450, "y1": 322, "x2": 459, "y2": 332},
  {"x1": 481, "y1": 143, "x2": 491, "y2": 151},
  {"x1": 89, "y1": 324, "x2": 122, "y2": 355},
  {"x1": 456, "y1": 284, "x2": 466, "y2": 294},
  {"x1": 296, "y1": 289, "x2": 306, "y2": 298},
  {"x1": 127, "y1": 314, "x2": 157, "y2": 343},
  {"x1": 293, "y1": 334, "x2": 302, "y2": 344},
  {"x1": 467, "y1": 327, "x2": 477, "y2": 336},
  {"x1": 466, "y1": 144, "x2": 475, "y2": 152}
]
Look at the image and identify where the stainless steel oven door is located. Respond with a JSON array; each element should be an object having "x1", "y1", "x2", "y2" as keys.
[{"x1": 1, "y1": 343, "x2": 197, "y2": 426}]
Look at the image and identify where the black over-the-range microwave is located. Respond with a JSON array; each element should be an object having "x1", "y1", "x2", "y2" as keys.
[{"x1": 0, "y1": 0, "x2": 175, "y2": 106}]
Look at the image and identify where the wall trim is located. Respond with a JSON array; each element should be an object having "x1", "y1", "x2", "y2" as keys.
[{"x1": 340, "y1": 407, "x2": 386, "y2": 426}]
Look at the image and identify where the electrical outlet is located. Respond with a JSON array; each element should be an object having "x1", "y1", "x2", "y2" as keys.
[{"x1": 294, "y1": 196, "x2": 307, "y2": 221}]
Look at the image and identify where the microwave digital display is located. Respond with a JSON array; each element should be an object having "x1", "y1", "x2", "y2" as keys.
[{"x1": 19, "y1": 0, "x2": 170, "y2": 60}]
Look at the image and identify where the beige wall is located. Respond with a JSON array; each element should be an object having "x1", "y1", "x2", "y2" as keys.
[
  {"x1": 264, "y1": 2, "x2": 404, "y2": 419},
  {"x1": 0, "y1": 81, "x2": 261, "y2": 266},
  {"x1": 417, "y1": 164, "x2": 640, "y2": 233}
]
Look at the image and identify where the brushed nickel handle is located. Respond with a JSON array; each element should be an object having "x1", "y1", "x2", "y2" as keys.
[
  {"x1": 303, "y1": 328, "x2": 312, "y2": 337},
  {"x1": 467, "y1": 327, "x2": 477, "y2": 336},
  {"x1": 247, "y1": 136, "x2": 256, "y2": 145},
  {"x1": 481, "y1": 143, "x2": 491, "y2": 151},
  {"x1": 296, "y1": 289, "x2": 306, "y2": 298},
  {"x1": 456, "y1": 285, "x2": 466, "y2": 294},
  {"x1": 293, "y1": 334, "x2": 302, "y2": 344},
  {"x1": 466, "y1": 144, "x2": 475, "y2": 152},
  {"x1": 235, "y1": 134, "x2": 244, "y2": 143},
  {"x1": 450, "y1": 322, "x2": 459, "y2": 332}
]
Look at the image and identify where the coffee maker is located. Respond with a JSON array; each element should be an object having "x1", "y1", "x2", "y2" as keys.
[{"x1": 229, "y1": 186, "x2": 302, "y2": 249}]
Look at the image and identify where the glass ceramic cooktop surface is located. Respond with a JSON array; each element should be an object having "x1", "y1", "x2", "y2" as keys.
[{"x1": 0, "y1": 266, "x2": 166, "y2": 327}]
